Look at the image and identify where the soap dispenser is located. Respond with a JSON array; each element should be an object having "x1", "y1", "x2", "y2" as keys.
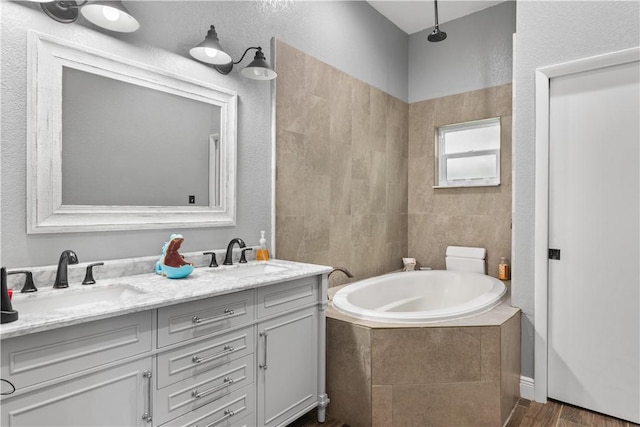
[
  {"x1": 256, "y1": 230, "x2": 270, "y2": 261},
  {"x1": 1, "y1": 267, "x2": 19, "y2": 324}
]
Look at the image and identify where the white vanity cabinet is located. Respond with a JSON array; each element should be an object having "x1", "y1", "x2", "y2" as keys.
[
  {"x1": 255, "y1": 276, "x2": 322, "y2": 427},
  {"x1": 0, "y1": 271, "x2": 329, "y2": 427},
  {"x1": 0, "y1": 311, "x2": 154, "y2": 427}
]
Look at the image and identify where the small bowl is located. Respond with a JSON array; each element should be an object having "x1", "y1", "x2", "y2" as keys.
[{"x1": 159, "y1": 264, "x2": 194, "y2": 279}]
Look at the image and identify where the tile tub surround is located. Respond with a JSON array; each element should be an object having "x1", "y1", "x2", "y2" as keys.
[
  {"x1": 326, "y1": 288, "x2": 521, "y2": 427},
  {"x1": 408, "y1": 84, "x2": 512, "y2": 278},
  {"x1": 0, "y1": 258, "x2": 332, "y2": 339},
  {"x1": 275, "y1": 40, "x2": 409, "y2": 288}
]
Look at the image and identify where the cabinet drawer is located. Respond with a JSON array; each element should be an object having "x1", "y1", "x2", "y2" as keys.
[
  {"x1": 160, "y1": 386, "x2": 256, "y2": 427},
  {"x1": 155, "y1": 353, "x2": 255, "y2": 425},
  {"x1": 256, "y1": 276, "x2": 319, "y2": 319},
  {"x1": 158, "y1": 291, "x2": 254, "y2": 347},
  {"x1": 157, "y1": 326, "x2": 254, "y2": 389},
  {"x1": 1, "y1": 311, "x2": 152, "y2": 390}
]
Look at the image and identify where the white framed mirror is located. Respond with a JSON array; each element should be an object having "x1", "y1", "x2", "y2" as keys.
[{"x1": 27, "y1": 31, "x2": 237, "y2": 233}]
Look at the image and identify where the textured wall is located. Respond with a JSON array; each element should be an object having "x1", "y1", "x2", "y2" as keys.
[
  {"x1": 408, "y1": 84, "x2": 512, "y2": 277},
  {"x1": 408, "y1": 1, "x2": 515, "y2": 104},
  {"x1": 0, "y1": 1, "x2": 407, "y2": 268},
  {"x1": 513, "y1": 0, "x2": 640, "y2": 379},
  {"x1": 275, "y1": 41, "x2": 408, "y2": 286}
]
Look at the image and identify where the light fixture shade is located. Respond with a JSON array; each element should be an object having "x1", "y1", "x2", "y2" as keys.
[
  {"x1": 240, "y1": 49, "x2": 277, "y2": 81},
  {"x1": 190, "y1": 25, "x2": 233, "y2": 66},
  {"x1": 40, "y1": 0, "x2": 79, "y2": 24},
  {"x1": 80, "y1": 1, "x2": 140, "y2": 33}
]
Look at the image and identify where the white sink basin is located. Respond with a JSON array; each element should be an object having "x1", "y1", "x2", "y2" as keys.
[
  {"x1": 216, "y1": 263, "x2": 288, "y2": 279},
  {"x1": 13, "y1": 284, "x2": 147, "y2": 315}
]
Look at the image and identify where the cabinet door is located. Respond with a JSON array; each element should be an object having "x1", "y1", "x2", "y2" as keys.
[
  {"x1": 1, "y1": 358, "x2": 153, "y2": 427},
  {"x1": 257, "y1": 307, "x2": 318, "y2": 427}
]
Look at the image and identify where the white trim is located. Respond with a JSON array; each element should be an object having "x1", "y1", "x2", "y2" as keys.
[
  {"x1": 520, "y1": 376, "x2": 535, "y2": 401},
  {"x1": 533, "y1": 46, "x2": 640, "y2": 403},
  {"x1": 270, "y1": 37, "x2": 277, "y2": 258}
]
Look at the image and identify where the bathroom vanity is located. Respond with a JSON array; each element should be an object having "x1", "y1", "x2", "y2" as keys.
[{"x1": 0, "y1": 260, "x2": 331, "y2": 427}]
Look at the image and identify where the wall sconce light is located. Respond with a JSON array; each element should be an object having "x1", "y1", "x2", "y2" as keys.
[
  {"x1": 34, "y1": 0, "x2": 140, "y2": 33},
  {"x1": 190, "y1": 25, "x2": 277, "y2": 81}
]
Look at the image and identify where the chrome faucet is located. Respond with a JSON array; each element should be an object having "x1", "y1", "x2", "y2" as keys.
[
  {"x1": 223, "y1": 238, "x2": 248, "y2": 265},
  {"x1": 53, "y1": 250, "x2": 79, "y2": 288}
]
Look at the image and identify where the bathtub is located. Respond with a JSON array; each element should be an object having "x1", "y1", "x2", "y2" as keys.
[{"x1": 332, "y1": 270, "x2": 507, "y2": 323}]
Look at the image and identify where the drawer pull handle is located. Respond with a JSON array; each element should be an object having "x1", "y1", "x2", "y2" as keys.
[
  {"x1": 191, "y1": 376, "x2": 235, "y2": 399},
  {"x1": 259, "y1": 331, "x2": 268, "y2": 370},
  {"x1": 192, "y1": 345, "x2": 235, "y2": 364},
  {"x1": 192, "y1": 308, "x2": 234, "y2": 325},
  {"x1": 200, "y1": 408, "x2": 239, "y2": 427},
  {"x1": 141, "y1": 370, "x2": 153, "y2": 423}
]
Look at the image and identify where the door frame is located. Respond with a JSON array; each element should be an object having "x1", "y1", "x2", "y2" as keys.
[{"x1": 533, "y1": 46, "x2": 640, "y2": 403}]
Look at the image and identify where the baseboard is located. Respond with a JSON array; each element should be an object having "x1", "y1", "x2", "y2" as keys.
[{"x1": 520, "y1": 376, "x2": 535, "y2": 401}]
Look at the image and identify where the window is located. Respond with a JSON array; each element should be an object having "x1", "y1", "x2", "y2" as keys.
[{"x1": 435, "y1": 117, "x2": 501, "y2": 188}]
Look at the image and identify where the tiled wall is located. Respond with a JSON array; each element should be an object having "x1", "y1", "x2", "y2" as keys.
[
  {"x1": 275, "y1": 40, "x2": 409, "y2": 286},
  {"x1": 408, "y1": 85, "x2": 513, "y2": 277},
  {"x1": 276, "y1": 41, "x2": 511, "y2": 281}
]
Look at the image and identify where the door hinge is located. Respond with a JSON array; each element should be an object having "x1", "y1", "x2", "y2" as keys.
[{"x1": 549, "y1": 249, "x2": 561, "y2": 260}]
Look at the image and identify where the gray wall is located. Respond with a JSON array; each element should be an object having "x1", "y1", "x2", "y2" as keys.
[
  {"x1": 512, "y1": 0, "x2": 640, "y2": 379},
  {"x1": 408, "y1": 1, "x2": 515, "y2": 103},
  {"x1": 0, "y1": 1, "x2": 408, "y2": 268}
]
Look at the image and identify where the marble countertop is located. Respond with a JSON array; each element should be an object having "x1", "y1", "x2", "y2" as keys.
[{"x1": 1, "y1": 259, "x2": 332, "y2": 340}]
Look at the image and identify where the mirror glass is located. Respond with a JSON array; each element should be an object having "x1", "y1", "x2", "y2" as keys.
[
  {"x1": 27, "y1": 31, "x2": 237, "y2": 233},
  {"x1": 62, "y1": 68, "x2": 221, "y2": 207}
]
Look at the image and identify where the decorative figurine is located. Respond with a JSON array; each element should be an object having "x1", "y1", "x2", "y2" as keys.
[{"x1": 155, "y1": 234, "x2": 194, "y2": 279}]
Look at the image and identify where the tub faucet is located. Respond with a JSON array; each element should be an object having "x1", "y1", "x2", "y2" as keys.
[
  {"x1": 223, "y1": 238, "x2": 247, "y2": 265},
  {"x1": 53, "y1": 250, "x2": 79, "y2": 289},
  {"x1": 329, "y1": 267, "x2": 354, "y2": 279}
]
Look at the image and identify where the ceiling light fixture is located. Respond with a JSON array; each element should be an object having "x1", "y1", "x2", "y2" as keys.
[
  {"x1": 36, "y1": 0, "x2": 140, "y2": 33},
  {"x1": 190, "y1": 25, "x2": 277, "y2": 81}
]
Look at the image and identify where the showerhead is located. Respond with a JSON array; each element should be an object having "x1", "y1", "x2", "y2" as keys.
[
  {"x1": 428, "y1": 28, "x2": 447, "y2": 42},
  {"x1": 427, "y1": 0, "x2": 447, "y2": 43}
]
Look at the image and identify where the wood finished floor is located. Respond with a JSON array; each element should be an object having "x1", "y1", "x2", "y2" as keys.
[{"x1": 287, "y1": 399, "x2": 640, "y2": 427}]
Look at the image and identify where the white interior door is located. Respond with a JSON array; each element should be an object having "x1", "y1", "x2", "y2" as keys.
[{"x1": 548, "y1": 59, "x2": 640, "y2": 422}]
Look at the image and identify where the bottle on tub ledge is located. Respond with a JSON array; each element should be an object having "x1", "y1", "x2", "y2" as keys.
[
  {"x1": 498, "y1": 257, "x2": 511, "y2": 280},
  {"x1": 256, "y1": 230, "x2": 270, "y2": 261}
]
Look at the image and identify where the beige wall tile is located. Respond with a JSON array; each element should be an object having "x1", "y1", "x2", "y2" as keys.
[
  {"x1": 392, "y1": 382, "x2": 502, "y2": 427},
  {"x1": 304, "y1": 214, "x2": 330, "y2": 253},
  {"x1": 304, "y1": 174, "x2": 330, "y2": 217},
  {"x1": 330, "y1": 141, "x2": 352, "y2": 215},
  {"x1": 330, "y1": 70, "x2": 353, "y2": 144},
  {"x1": 276, "y1": 215, "x2": 305, "y2": 261},
  {"x1": 370, "y1": 152, "x2": 387, "y2": 214},
  {"x1": 371, "y1": 328, "x2": 483, "y2": 385},
  {"x1": 276, "y1": 129, "x2": 307, "y2": 217},
  {"x1": 370, "y1": 87, "x2": 389, "y2": 153},
  {"x1": 481, "y1": 327, "x2": 502, "y2": 382},
  {"x1": 501, "y1": 312, "x2": 522, "y2": 424},
  {"x1": 372, "y1": 385, "x2": 393, "y2": 427},
  {"x1": 327, "y1": 319, "x2": 372, "y2": 427}
]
